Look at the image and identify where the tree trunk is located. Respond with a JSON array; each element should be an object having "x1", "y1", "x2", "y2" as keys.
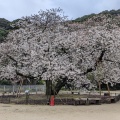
[
  {"x1": 98, "y1": 81, "x2": 101, "y2": 97},
  {"x1": 46, "y1": 77, "x2": 68, "y2": 95},
  {"x1": 107, "y1": 83, "x2": 110, "y2": 96},
  {"x1": 17, "y1": 79, "x2": 23, "y2": 97},
  {"x1": 51, "y1": 77, "x2": 68, "y2": 95},
  {"x1": 46, "y1": 80, "x2": 52, "y2": 96}
]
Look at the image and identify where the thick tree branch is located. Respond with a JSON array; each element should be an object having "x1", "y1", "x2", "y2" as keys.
[
  {"x1": 104, "y1": 58, "x2": 120, "y2": 64},
  {"x1": 98, "y1": 50, "x2": 106, "y2": 62},
  {"x1": 81, "y1": 49, "x2": 106, "y2": 75},
  {"x1": 15, "y1": 70, "x2": 35, "y2": 79},
  {"x1": 6, "y1": 54, "x2": 18, "y2": 66}
]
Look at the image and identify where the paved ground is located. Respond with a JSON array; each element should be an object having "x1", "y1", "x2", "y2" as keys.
[{"x1": 0, "y1": 100, "x2": 120, "y2": 120}]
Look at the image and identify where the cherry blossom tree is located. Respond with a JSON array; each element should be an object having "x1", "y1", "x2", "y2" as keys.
[{"x1": 0, "y1": 9, "x2": 120, "y2": 95}]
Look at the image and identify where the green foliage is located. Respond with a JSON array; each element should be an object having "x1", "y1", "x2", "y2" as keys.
[
  {"x1": 0, "y1": 29, "x2": 9, "y2": 42},
  {"x1": 0, "y1": 80, "x2": 12, "y2": 85},
  {"x1": 11, "y1": 19, "x2": 21, "y2": 24},
  {"x1": 0, "y1": 18, "x2": 20, "y2": 42},
  {"x1": 0, "y1": 18, "x2": 11, "y2": 29},
  {"x1": 73, "y1": 13, "x2": 96, "y2": 22},
  {"x1": 100, "y1": 9, "x2": 120, "y2": 16},
  {"x1": 36, "y1": 80, "x2": 45, "y2": 85},
  {"x1": 11, "y1": 19, "x2": 21, "y2": 30},
  {"x1": 87, "y1": 72, "x2": 94, "y2": 81},
  {"x1": 0, "y1": 18, "x2": 10, "y2": 42},
  {"x1": 73, "y1": 9, "x2": 120, "y2": 23}
]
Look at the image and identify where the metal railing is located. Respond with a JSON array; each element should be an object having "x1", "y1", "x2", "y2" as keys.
[{"x1": 0, "y1": 85, "x2": 46, "y2": 94}]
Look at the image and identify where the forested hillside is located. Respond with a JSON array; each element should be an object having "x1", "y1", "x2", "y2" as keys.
[
  {"x1": 74, "y1": 9, "x2": 120, "y2": 22},
  {"x1": 1, "y1": 9, "x2": 120, "y2": 42},
  {"x1": 0, "y1": 18, "x2": 10, "y2": 42},
  {"x1": 0, "y1": 18, "x2": 19, "y2": 43}
]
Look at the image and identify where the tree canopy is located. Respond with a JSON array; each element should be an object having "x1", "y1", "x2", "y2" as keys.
[{"x1": 0, "y1": 8, "x2": 120, "y2": 93}]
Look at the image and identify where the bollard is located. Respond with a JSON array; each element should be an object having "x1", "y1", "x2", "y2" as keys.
[{"x1": 50, "y1": 95, "x2": 55, "y2": 106}]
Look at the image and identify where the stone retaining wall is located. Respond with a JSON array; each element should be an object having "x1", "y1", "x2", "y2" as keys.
[{"x1": 0, "y1": 94, "x2": 120, "y2": 105}]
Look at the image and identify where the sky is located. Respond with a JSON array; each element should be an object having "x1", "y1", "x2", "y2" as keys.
[{"x1": 0, "y1": 0, "x2": 120, "y2": 21}]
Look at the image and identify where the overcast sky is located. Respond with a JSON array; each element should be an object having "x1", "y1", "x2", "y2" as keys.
[{"x1": 0, "y1": 0, "x2": 120, "y2": 21}]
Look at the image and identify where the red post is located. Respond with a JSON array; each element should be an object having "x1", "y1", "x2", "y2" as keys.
[{"x1": 50, "y1": 95, "x2": 55, "y2": 106}]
